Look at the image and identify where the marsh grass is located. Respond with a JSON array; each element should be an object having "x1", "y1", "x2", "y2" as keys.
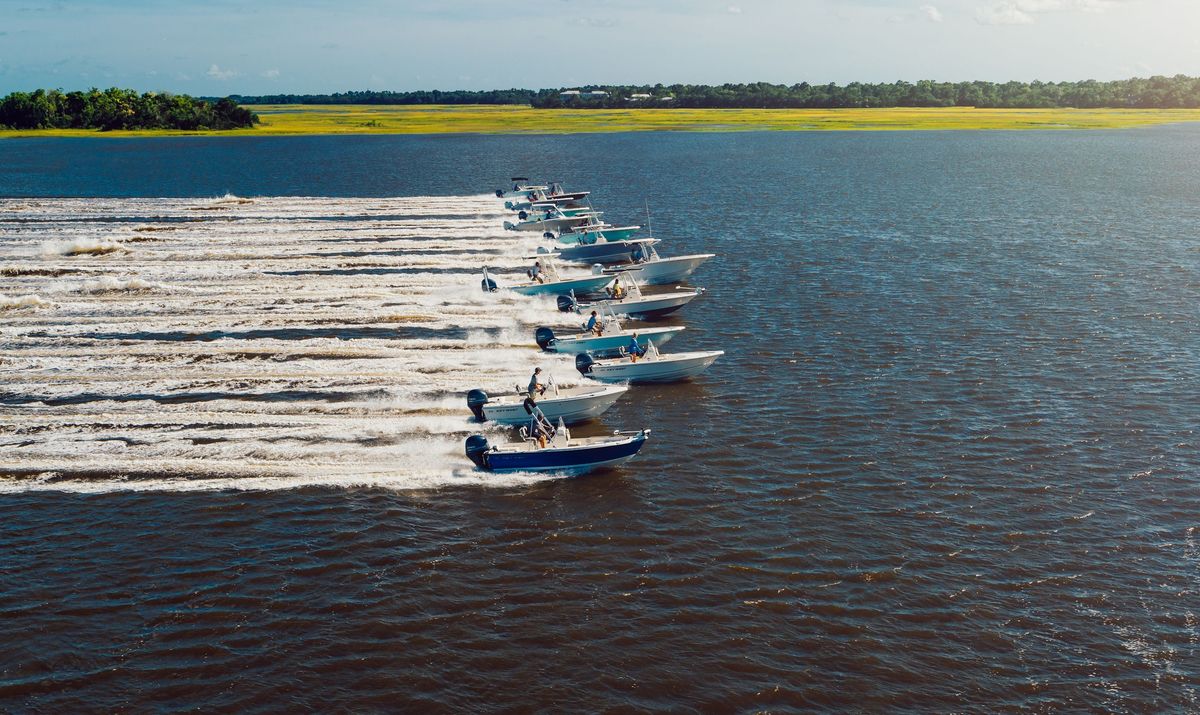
[{"x1": 5, "y1": 104, "x2": 1200, "y2": 137}]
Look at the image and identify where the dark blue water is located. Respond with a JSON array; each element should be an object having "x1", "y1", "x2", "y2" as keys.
[{"x1": 3, "y1": 128, "x2": 1200, "y2": 712}]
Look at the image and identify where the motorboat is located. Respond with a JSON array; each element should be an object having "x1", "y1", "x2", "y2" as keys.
[
  {"x1": 466, "y1": 379, "x2": 627, "y2": 426},
  {"x1": 505, "y1": 191, "x2": 590, "y2": 211},
  {"x1": 496, "y1": 178, "x2": 550, "y2": 200},
  {"x1": 534, "y1": 313, "x2": 684, "y2": 355},
  {"x1": 603, "y1": 240, "x2": 716, "y2": 286},
  {"x1": 575, "y1": 341, "x2": 724, "y2": 384},
  {"x1": 550, "y1": 222, "x2": 641, "y2": 244},
  {"x1": 504, "y1": 206, "x2": 599, "y2": 233},
  {"x1": 481, "y1": 262, "x2": 614, "y2": 298},
  {"x1": 539, "y1": 238, "x2": 660, "y2": 266},
  {"x1": 465, "y1": 422, "x2": 651, "y2": 476},
  {"x1": 559, "y1": 279, "x2": 702, "y2": 320}
]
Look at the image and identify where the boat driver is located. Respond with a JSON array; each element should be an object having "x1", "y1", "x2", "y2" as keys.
[
  {"x1": 607, "y1": 277, "x2": 624, "y2": 300},
  {"x1": 584, "y1": 310, "x2": 602, "y2": 336},
  {"x1": 627, "y1": 333, "x2": 647, "y2": 363},
  {"x1": 528, "y1": 367, "x2": 547, "y2": 397},
  {"x1": 529, "y1": 261, "x2": 546, "y2": 284}
]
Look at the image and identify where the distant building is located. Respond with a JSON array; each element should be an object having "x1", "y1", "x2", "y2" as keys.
[
  {"x1": 588, "y1": 90, "x2": 608, "y2": 96},
  {"x1": 628, "y1": 93, "x2": 652, "y2": 101},
  {"x1": 559, "y1": 90, "x2": 582, "y2": 97},
  {"x1": 659, "y1": 96, "x2": 675, "y2": 101}
]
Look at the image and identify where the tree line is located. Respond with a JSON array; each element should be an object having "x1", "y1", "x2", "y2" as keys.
[
  {"x1": 224, "y1": 89, "x2": 537, "y2": 105},
  {"x1": 0, "y1": 88, "x2": 259, "y2": 130},
  {"x1": 228, "y1": 76, "x2": 1200, "y2": 110},
  {"x1": 532, "y1": 76, "x2": 1200, "y2": 109}
]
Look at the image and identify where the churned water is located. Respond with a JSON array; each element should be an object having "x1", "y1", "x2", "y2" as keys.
[{"x1": 2, "y1": 129, "x2": 1199, "y2": 711}]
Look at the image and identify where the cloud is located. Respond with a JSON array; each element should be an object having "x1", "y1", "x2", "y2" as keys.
[
  {"x1": 976, "y1": 0, "x2": 1125, "y2": 24},
  {"x1": 261, "y1": 68, "x2": 280, "y2": 79},
  {"x1": 572, "y1": 17, "x2": 620, "y2": 27},
  {"x1": 920, "y1": 4, "x2": 943, "y2": 22},
  {"x1": 206, "y1": 63, "x2": 239, "y2": 80},
  {"x1": 727, "y1": 5, "x2": 742, "y2": 13}
]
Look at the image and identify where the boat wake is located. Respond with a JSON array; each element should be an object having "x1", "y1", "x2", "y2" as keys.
[{"x1": 0, "y1": 195, "x2": 598, "y2": 493}]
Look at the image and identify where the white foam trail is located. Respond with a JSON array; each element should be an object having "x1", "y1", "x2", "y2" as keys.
[
  {"x1": 0, "y1": 293, "x2": 53, "y2": 310},
  {"x1": 0, "y1": 194, "x2": 598, "y2": 493}
]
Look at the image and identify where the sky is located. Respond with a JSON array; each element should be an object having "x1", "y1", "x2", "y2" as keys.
[{"x1": 1, "y1": 0, "x2": 1198, "y2": 95}]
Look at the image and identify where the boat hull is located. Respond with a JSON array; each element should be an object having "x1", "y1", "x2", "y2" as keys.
[
  {"x1": 483, "y1": 432, "x2": 650, "y2": 475},
  {"x1": 545, "y1": 326, "x2": 683, "y2": 355},
  {"x1": 606, "y1": 254, "x2": 715, "y2": 286},
  {"x1": 582, "y1": 350, "x2": 724, "y2": 384},
  {"x1": 480, "y1": 385, "x2": 627, "y2": 425},
  {"x1": 556, "y1": 239, "x2": 658, "y2": 265},
  {"x1": 509, "y1": 274, "x2": 615, "y2": 297},
  {"x1": 580, "y1": 291, "x2": 699, "y2": 320}
]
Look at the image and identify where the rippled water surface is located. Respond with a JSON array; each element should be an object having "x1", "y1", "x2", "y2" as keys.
[{"x1": 2, "y1": 129, "x2": 1200, "y2": 712}]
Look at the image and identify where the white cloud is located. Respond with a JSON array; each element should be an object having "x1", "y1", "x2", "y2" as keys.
[
  {"x1": 977, "y1": 2, "x2": 1033, "y2": 23},
  {"x1": 920, "y1": 4, "x2": 943, "y2": 22},
  {"x1": 261, "y1": 68, "x2": 280, "y2": 79},
  {"x1": 206, "y1": 64, "x2": 239, "y2": 80},
  {"x1": 976, "y1": 0, "x2": 1126, "y2": 24},
  {"x1": 727, "y1": 5, "x2": 742, "y2": 14}
]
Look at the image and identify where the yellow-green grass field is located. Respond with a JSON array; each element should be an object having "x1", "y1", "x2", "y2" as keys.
[{"x1": 5, "y1": 104, "x2": 1200, "y2": 137}]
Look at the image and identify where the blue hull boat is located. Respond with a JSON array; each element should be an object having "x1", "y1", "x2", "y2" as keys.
[{"x1": 465, "y1": 430, "x2": 650, "y2": 476}]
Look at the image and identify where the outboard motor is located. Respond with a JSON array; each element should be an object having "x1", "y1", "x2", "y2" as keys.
[
  {"x1": 481, "y1": 274, "x2": 497, "y2": 292},
  {"x1": 467, "y1": 389, "x2": 490, "y2": 422},
  {"x1": 503, "y1": 220, "x2": 516, "y2": 231},
  {"x1": 495, "y1": 189, "x2": 504, "y2": 198},
  {"x1": 575, "y1": 353, "x2": 595, "y2": 375},
  {"x1": 591, "y1": 264, "x2": 605, "y2": 275},
  {"x1": 534, "y1": 327, "x2": 556, "y2": 351},
  {"x1": 465, "y1": 435, "x2": 491, "y2": 469},
  {"x1": 543, "y1": 231, "x2": 556, "y2": 241},
  {"x1": 557, "y1": 294, "x2": 578, "y2": 313},
  {"x1": 518, "y1": 210, "x2": 529, "y2": 220}
]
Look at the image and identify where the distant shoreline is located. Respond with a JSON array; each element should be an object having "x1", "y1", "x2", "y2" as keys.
[{"x1": 5, "y1": 105, "x2": 1200, "y2": 137}]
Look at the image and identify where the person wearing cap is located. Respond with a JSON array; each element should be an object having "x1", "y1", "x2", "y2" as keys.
[{"x1": 527, "y1": 367, "x2": 546, "y2": 397}]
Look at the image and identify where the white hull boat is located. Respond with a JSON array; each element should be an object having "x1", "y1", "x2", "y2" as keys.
[
  {"x1": 575, "y1": 345, "x2": 724, "y2": 384},
  {"x1": 606, "y1": 252, "x2": 715, "y2": 286},
  {"x1": 534, "y1": 324, "x2": 684, "y2": 356},
  {"x1": 563, "y1": 286, "x2": 702, "y2": 320},
  {"x1": 467, "y1": 383, "x2": 627, "y2": 425}
]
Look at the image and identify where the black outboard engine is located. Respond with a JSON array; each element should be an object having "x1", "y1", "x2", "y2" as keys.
[
  {"x1": 557, "y1": 295, "x2": 578, "y2": 313},
  {"x1": 467, "y1": 389, "x2": 490, "y2": 421},
  {"x1": 465, "y1": 435, "x2": 491, "y2": 469},
  {"x1": 543, "y1": 231, "x2": 556, "y2": 241},
  {"x1": 481, "y1": 276, "x2": 497, "y2": 292},
  {"x1": 495, "y1": 189, "x2": 504, "y2": 198},
  {"x1": 534, "y1": 327, "x2": 556, "y2": 350},
  {"x1": 575, "y1": 353, "x2": 595, "y2": 375},
  {"x1": 518, "y1": 210, "x2": 528, "y2": 220}
]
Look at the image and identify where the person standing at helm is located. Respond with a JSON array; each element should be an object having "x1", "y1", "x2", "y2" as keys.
[
  {"x1": 627, "y1": 333, "x2": 646, "y2": 363},
  {"x1": 528, "y1": 367, "x2": 547, "y2": 397},
  {"x1": 529, "y1": 261, "x2": 545, "y2": 284}
]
